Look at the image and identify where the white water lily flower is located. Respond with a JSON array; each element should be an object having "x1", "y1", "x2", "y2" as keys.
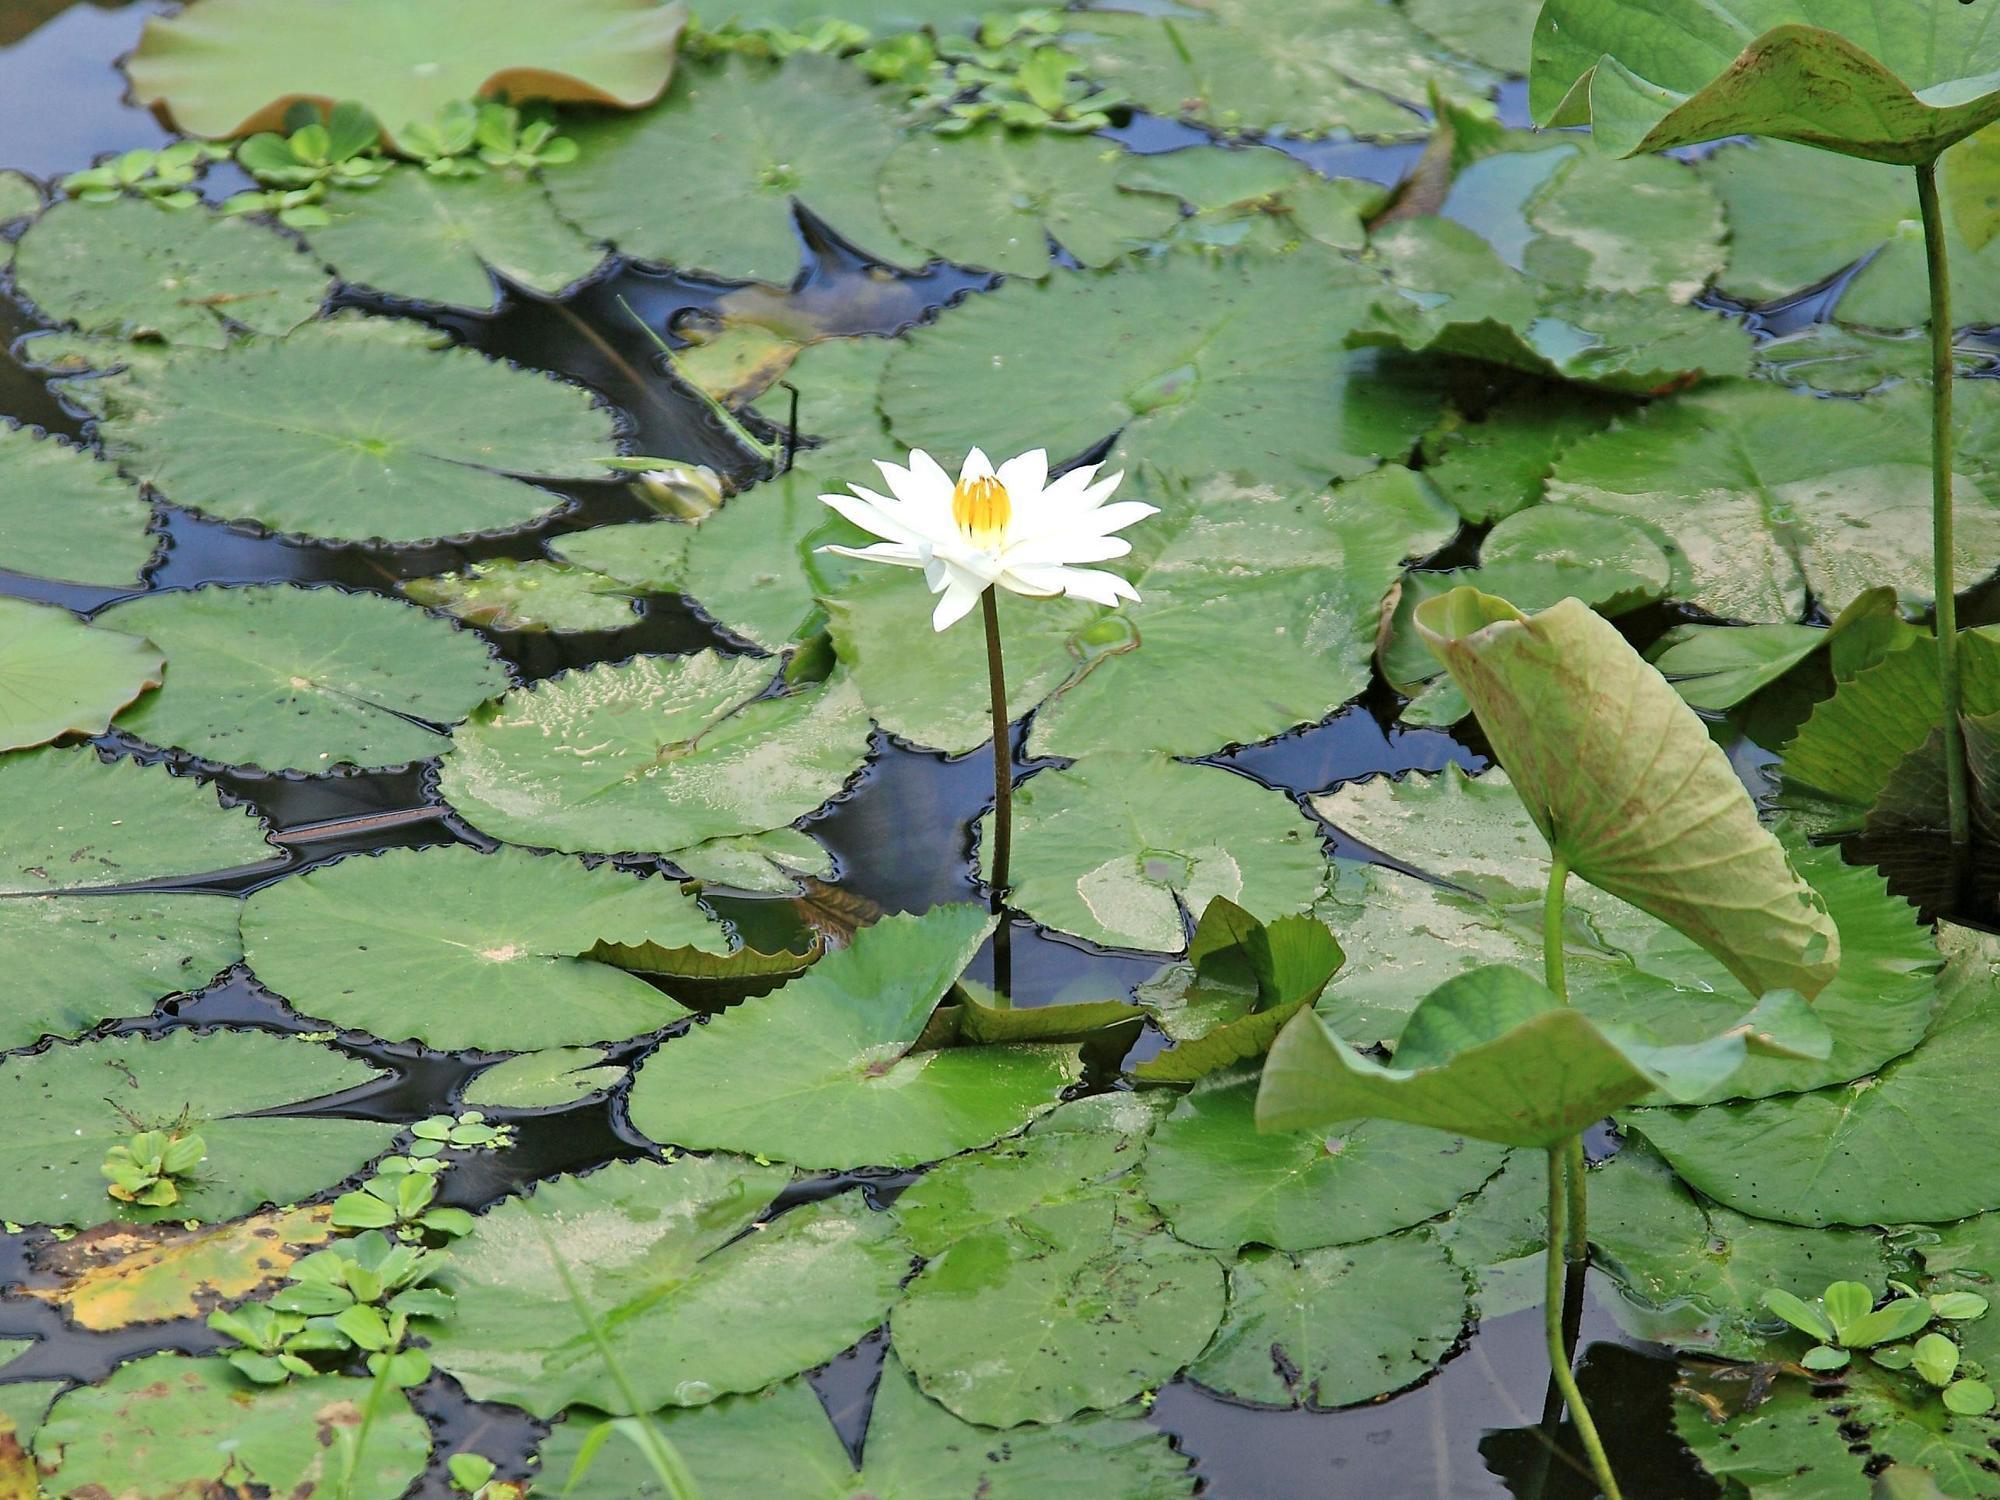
[{"x1": 818, "y1": 447, "x2": 1157, "y2": 631}]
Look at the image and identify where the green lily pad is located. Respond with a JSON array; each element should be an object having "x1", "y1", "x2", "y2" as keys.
[
  {"x1": 301, "y1": 167, "x2": 603, "y2": 312},
  {"x1": 629, "y1": 906, "x2": 1077, "y2": 1167},
  {"x1": 88, "y1": 316, "x2": 622, "y2": 545},
  {"x1": 1189, "y1": 1235, "x2": 1470, "y2": 1408},
  {"x1": 0, "y1": 892, "x2": 241, "y2": 1052},
  {"x1": 1633, "y1": 925, "x2": 2000, "y2": 1226},
  {"x1": 242, "y1": 845, "x2": 728, "y2": 1049},
  {"x1": 11, "y1": 197, "x2": 326, "y2": 349},
  {"x1": 1530, "y1": 0, "x2": 2000, "y2": 164},
  {"x1": 0, "y1": 746, "x2": 274, "y2": 893},
  {"x1": 462, "y1": 1047, "x2": 623, "y2": 1110},
  {"x1": 1418, "y1": 589, "x2": 1841, "y2": 1001},
  {"x1": 1315, "y1": 768, "x2": 1937, "y2": 1101},
  {"x1": 0, "y1": 597, "x2": 161, "y2": 752},
  {"x1": 667, "y1": 826, "x2": 835, "y2": 893},
  {"x1": 553, "y1": 469, "x2": 827, "y2": 652},
  {"x1": 426, "y1": 1155, "x2": 907, "y2": 1417},
  {"x1": 1063, "y1": 0, "x2": 1494, "y2": 140},
  {"x1": 541, "y1": 1353, "x2": 1194, "y2": 1499},
  {"x1": 1112, "y1": 146, "x2": 1378, "y2": 255},
  {"x1": 1676, "y1": 1360, "x2": 2000, "y2": 1498},
  {"x1": 549, "y1": 54, "x2": 916, "y2": 281},
  {"x1": 0, "y1": 171, "x2": 41, "y2": 224},
  {"x1": 891, "y1": 1092, "x2": 1170, "y2": 1258},
  {"x1": 0, "y1": 424, "x2": 157, "y2": 587},
  {"x1": 986, "y1": 754, "x2": 1326, "y2": 953},
  {"x1": 1430, "y1": 1150, "x2": 1549, "y2": 1319},
  {"x1": 1143, "y1": 1071, "x2": 1509, "y2": 1250},
  {"x1": 1352, "y1": 217, "x2": 1752, "y2": 395},
  {"x1": 878, "y1": 128, "x2": 1182, "y2": 278},
  {"x1": 438, "y1": 650, "x2": 869, "y2": 857},
  {"x1": 1589, "y1": 1142, "x2": 1904, "y2": 1361},
  {"x1": 95, "y1": 584, "x2": 508, "y2": 773},
  {"x1": 1779, "y1": 630, "x2": 2000, "y2": 830},
  {"x1": 1702, "y1": 140, "x2": 2000, "y2": 328},
  {"x1": 1257, "y1": 963, "x2": 1762, "y2": 1149},
  {"x1": 1407, "y1": 0, "x2": 1537, "y2": 74},
  {"x1": 1379, "y1": 507, "x2": 1673, "y2": 723},
  {"x1": 34, "y1": 1353, "x2": 427, "y2": 1499},
  {"x1": 1416, "y1": 386, "x2": 1625, "y2": 524},
  {"x1": 125, "y1": 0, "x2": 687, "y2": 143},
  {"x1": 1650, "y1": 621, "x2": 1833, "y2": 712},
  {"x1": 0, "y1": 1029, "x2": 395, "y2": 1225},
  {"x1": 829, "y1": 464, "x2": 1456, "y2": 756},
  {"x1": 1552, "y1": 384, "x2": 2000, "y2": 624},
  {"x1": 893, "y1": 1187, "x2": 1226, "y2": 1427},
  {"x1": 880, "y1": 248, "x2": 1443, "y2": 492},
  {"x1": 401, "y1": 559, "x2": 639, "y2": 633}
]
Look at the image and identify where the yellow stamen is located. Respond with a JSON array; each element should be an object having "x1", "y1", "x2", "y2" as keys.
[{"x1": 952, "y1": 473, "x2": 1011, "y2": 551}]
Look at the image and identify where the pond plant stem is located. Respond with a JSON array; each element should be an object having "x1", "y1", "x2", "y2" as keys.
[
  {"x1": 981, "y1": 587, "x2": 1014, "y2": 999},
  {"x1": 1917, "y1": 161, "x2": 1972, "y2": 886},
  {"x1": 1544, "y1": 853, "x2": 1588, "y2": 1267},
  {"x1": 1545, "y1": 1147, "x2": 1623, "y2": 1500}
]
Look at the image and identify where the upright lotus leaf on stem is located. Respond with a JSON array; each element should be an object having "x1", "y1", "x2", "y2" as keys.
[
  {"x1": 1415, "y1": 588, "x2": 1841, "y2": 1002},
  {"x1": 817, "y1": 446, "x2": 1156, "y2": 994},
  {"x1": 1530, "y1": 0, "x2": 2000, "y2": 880}
]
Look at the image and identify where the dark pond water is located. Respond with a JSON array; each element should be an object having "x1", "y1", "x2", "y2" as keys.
[{"x1": 0, "y1": 4, "x2": 1735, "y2": 1495}]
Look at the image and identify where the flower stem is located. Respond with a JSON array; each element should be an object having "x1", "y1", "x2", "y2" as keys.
[
  {"x1": 1917, "y1": 160, "x2": 1972, "y2": 884},
  {"x1": 980, "y1": 588, "x2": 1013, "y2": 999},
  {"x1": 1546, "y1": 1145, "x2": 1623, "y2": 1500},
  {"x1": 1544, "y1": 853, "x2": 1589, "y2": 1264}
]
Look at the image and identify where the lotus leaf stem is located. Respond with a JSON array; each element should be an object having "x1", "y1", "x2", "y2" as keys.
[
  {"x1": 1544, "y1": 853, "x2": 1589, "y2": 1265},
  {"x1": 981, "y1": 587, "x2": 1014, "y2": 998},
  {"x1": 1546, "y1": 1145, "x2": 1623, "y2": 1500},
  {"x1": 1917, "y1": 161, "x2": 1972, "y2": 880}
]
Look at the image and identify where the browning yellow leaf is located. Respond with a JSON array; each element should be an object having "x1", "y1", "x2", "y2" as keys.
[{"x1": 26, "y1": 1204, "x2": 333, "y2": 1331}]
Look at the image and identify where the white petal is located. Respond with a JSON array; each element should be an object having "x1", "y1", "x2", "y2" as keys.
[
  {"x1": 1066, "y1": 499, "x2": 1159, "y2": 536},
  {"x1": 1039, "y1": 462, "x2": 1101, "y2": 505},
  {"x1": 1073, "y1": 469, "x2": 1128, "y2": 510},
  {"x1": 932, "y1": 577, "x2": 986, "y2": 631},
  {"x1": 907, "y1": 448, "x2": 955, "y2": 495},
  {"x1": 820, "y1": 541, "x2": 927, "y2": 569},
  {"x1": 876, "y1": 454, "x2": 954, "y2": 527},
  {"x1": 931, "y1": 536, "x2": 1009, "y2": 586},
  {"x1": 1001, "y1": 533, "x2": 1133, "y2": 567},
  {"x1": 1004, "y1": 563, "x2": 1139, "y2": 607},
  {"x1": 821, "y1": 489, "x2": 934, "y2": 547},
  {"x1": 995, "y1": 448, "x2": 1049, "y2": 501},
  {"x1": 959, "y1": 447, "x2": 995, "y2": 484}
]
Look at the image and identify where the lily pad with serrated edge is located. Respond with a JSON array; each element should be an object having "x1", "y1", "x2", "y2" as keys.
[
  {"x1": 628, "y1": 906, "x2": 1076, "y2": 1168},
  {"x1": 540, "y1": 1353, "x2": 1195, "y2": 1499},
  {"x1": 301, "y1": 167, "x2": 604, "y2": 313},
  {"x1": 400, "y1": 558, "x2": 639, "y2": 633},
  {"x1": 35, "y1": 1353, "x2": 426, "y2": 1499},
  {"x1": 0, "y1": 424, "x2": 157, "y2": 587},
  {"x1": 88, "y1": 316, "x2": 622, "y2": 546},
  {"x1": 438, "y1": 650, "x2": 870, "y2": 857},
  {"x1": 95, "y1": 584, "x2": 510, "y2": 773},
  {"x1": 241, "y1": 844, "x2": 728, "y2": 1049},
  {"x1": 548, "y1": 53, "x2": 918, "y2": 281},
  {"x1": 0, "y1": 1029, "x2": 396, "y2": 1226},
  {"x1": 983, "y1": 754, "x2": 1326, "y2": 953},
  {"x1": 10, "y1": 197, "x2": 327, "y2": 349},
  {"x1": 426, "y1": 1155, "x2": 908, "y2": 1416}
]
